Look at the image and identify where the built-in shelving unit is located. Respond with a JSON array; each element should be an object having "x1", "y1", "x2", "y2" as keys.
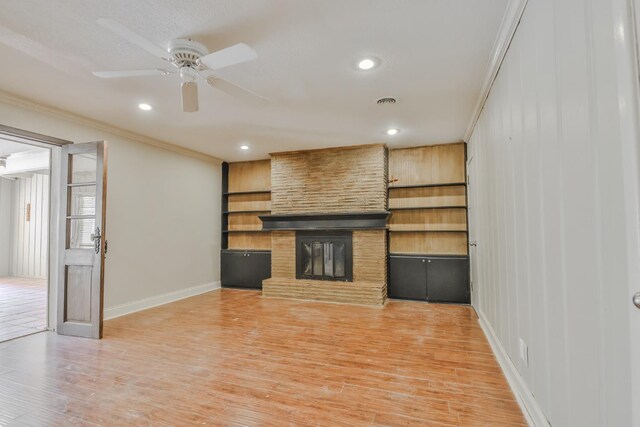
[
  {"x1": 388, "y1": 143, "x2": 468, "y2": 256},
  {"x1": 222, "y1": 160, "x2": 272, "y2": 251},
  {"x1": 387, "y1": 143, "x2": 470, "y2": 304},
  {"x1": 221, "y1": 159, "x2": 273, "y2": 289}
]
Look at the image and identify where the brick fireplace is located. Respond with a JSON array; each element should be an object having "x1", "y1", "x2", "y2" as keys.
[{"x1": 260, "y1": 144, "x2": 389, "y2": 306}]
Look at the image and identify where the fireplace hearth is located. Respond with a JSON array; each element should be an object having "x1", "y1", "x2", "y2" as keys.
[{"x1": 296, "y1": 231, "x2": 353, "y2": 281}]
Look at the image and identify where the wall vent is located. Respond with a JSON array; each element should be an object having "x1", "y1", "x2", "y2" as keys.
[{"x1": 377, "y1": 97, "x2": 396, "y2": 104}]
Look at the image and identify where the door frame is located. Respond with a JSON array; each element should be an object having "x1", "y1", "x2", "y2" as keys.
[
  {"x1": 466, "y1": 154, "x2": 479, "y2": 309},
  {"x1": 628, "y1": 0, "x2": 640, "y2": 422},
  {"x1": 0, "y1": 124, "x2": 72, "y2": 332}
]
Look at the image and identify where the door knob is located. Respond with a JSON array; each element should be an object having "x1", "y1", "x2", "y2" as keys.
[
  {"x1": 470, "y1": 242, "x2": 477, "y2": 247},
  {"x1": 633, "y1": 292, "x2": 640, "y2": 309},
  {"x1": 90, "y1": 227, "x2": 101, "y2": 255}
]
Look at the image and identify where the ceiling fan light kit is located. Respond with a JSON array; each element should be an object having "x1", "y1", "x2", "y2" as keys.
[{"x1": 93, "y1": 18, "x2": 267, "y2": 113}]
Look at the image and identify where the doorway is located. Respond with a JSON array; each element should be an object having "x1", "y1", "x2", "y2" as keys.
[
  {"x1": 0, "y1": 139, "x2": 51, "y2": 342},
  {"x1": 0, "y1": 125, "x2": 108, "y2": 340}
]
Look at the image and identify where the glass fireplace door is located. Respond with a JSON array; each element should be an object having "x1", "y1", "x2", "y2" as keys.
[{"x1": 297, "y1": 231, "x2": 352, "y2": 281}]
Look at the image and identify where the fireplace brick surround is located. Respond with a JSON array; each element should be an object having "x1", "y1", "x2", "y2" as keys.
[{"x1": 261, "y1": 144, "x2": 389, "y2": 306}]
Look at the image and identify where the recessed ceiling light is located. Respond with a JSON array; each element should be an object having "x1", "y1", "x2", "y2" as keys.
[
  {"x1": 240, "y1": 145, "x2": 250, "y2": 150},
  {"x1": 386, "y1": 128, "x2": 400, "y2": 136},
  {"x1": 138, "y1": 103, "x2": 152, "y2": 111},
  {"x1": 357, "y1": 57, "x2": 379, "y2": 70}
]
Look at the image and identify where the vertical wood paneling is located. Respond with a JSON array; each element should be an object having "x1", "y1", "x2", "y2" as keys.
[
  {"x1": 468, "y1": 0, "x2": 636, "y2": 425},
  {"x1": 10, "y1": 174, "x2": 49, "y2": 278},
  {"x1": 0, "y1": 179, "x2": 12, "y2": 277}
]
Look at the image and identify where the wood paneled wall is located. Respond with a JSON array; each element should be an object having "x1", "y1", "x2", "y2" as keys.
[
  {"x1": 10, "y1": 174, "x2": 49, "y2": 278},
  {"x1": 227, "y1": 193, "x2": 271, "y2": 212},
  {"x1": 389, "y1": 186, "x2": 466, "y2": 209},
  {"x1": 388, "y1": 143, "x2": 465, "y2": 186},
  {"x1": 227, "y1": 160, "x2": 271, "y2": 193},
  {"x1": 227, "y1": 232, "x2": 271, "y2": 250},
  {"x1": 0, "y1": 179, "x2": 12, "y2": 277},
  {"x1": 466, "y1": 1, "x2": 639, "y2": 424},
  {"x1": 270, "y1": 144, "x2": 387, "y2": 214}
]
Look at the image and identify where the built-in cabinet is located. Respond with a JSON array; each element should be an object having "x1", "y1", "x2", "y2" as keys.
[
  {"x1": 221, "y1": 250, "x2": 271, "y2": 289},
  {"x1": 388, "y1": 143, "x2": 470, "y2": 303},
  {"x1": 221, "y1": 160, "x2": 272, "y2": 288},
  {"x1": 389, "y1": 255, "x2": 468, "y2": 302}
]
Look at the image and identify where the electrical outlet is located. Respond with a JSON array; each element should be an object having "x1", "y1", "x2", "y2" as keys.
[{"x1": 519, "y1": 338, "x2": 529, "y2": 367}]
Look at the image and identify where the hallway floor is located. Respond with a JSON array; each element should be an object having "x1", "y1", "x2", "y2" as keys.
[
  {"x1": 0, "y1": 277, "x2": 47, "y2": 342},
  {"x1": 0, "y1": 289, "x2": 525, "y2": 426}
]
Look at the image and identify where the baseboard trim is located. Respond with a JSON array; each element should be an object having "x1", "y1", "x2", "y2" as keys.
[
  {"x1": 104, "y1": 281, "x2": 221, "y2": 320},
  {"x1": 477, "y1": 311, "x2": 550, "y2": 427}
]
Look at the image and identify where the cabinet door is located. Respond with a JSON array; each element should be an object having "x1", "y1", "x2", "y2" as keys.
[
  {"x1": 389, "y1": 256, "x2": 428, "y2": 300},
  {"x1": 221, "y1": 251, "x2": 271, "y2": 289},
  {"x1": 426, "y1": 257, "x2": 469, "y2": 303}
]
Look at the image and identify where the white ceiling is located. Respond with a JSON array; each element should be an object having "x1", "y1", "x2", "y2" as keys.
[
  {"x1": 0, "y1": 0, "x2": 508, "y2": 161},
  {"x1": 0, "y1": 139, "x2": 47, "y2": 157}
]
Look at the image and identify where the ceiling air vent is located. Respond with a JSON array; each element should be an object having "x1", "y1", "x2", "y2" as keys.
[{"x1": 377, "y1": 97, "x2": 396, "y2": 105}]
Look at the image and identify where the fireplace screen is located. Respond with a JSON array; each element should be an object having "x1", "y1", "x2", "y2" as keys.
[{"x1": 296, "y1": 231, "x2": 353, "y2": 281}]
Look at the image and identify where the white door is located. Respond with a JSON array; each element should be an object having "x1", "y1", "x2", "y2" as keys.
[
  {"x1": 57, "y1": 141, "x2": 107, "y2": 339},
  {"x1": 467, "y1": 156, "x2": 479, "y2": 308}
]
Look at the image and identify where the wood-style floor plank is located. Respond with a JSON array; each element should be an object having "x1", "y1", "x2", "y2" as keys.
[
  {"x1": 0, "y1": 289, "x2": 525, "y2": 426},
  {"x1": 0, "y1": 277, "x2": 47, "y2": 343}
]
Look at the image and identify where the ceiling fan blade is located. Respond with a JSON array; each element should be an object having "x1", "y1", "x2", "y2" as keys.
[
  {"x1": 206, "y1": 76, "x2": 267, "y2": 108},
  {"x1": 92, "y1": 69, "x2": 171, "y2": 78},
  {"x1": 199, "y1": 43, "x2": 257, "y2": 71},
  {"x1": 182, "y1": 81, "x2": 199, "y2": 112},
  {"x1": 97, "y1": 17, "x2": 169, "y2": 60}
]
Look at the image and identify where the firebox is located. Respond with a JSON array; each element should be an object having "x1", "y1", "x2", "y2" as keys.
[{"x1": 296, "y1": 231, "x2": 353, "y2": 281}]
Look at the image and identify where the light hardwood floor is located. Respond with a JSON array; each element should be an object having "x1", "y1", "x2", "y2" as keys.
[
  {"x1": 0, "y1": 289, "x2": 525, "y2": 426},
  {"x1": 0, "y1": 277, "x2": 47, "y2": 343}
]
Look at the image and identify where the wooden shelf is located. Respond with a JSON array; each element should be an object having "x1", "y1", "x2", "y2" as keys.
[
  {"x1": 388, "y1": 182, "x2": 466, "y2": 190},
  {"x1": 388, "y1": 143, "x2": 466, "y2": 187},
  {"x1": 224, "y1": 190, "x2": 271, "y2": 196},
  {"x1": 389, "y1": 231, "x2": 468, "y2": 256},
  {"x1": 388, "y1": 208, "x2": 467, "y2": 232},
  {"x1": 223, "y1": 210, "x2": 271, "y2": 214},
  {"x1": 223, "y1": 229, "x2": 268, "y2": 233},
  {"x1": 390, "y1": 253, "x2": 469, "y2": 258},
  {"x1": 227, "y1": 159, "x2": 271, "y2": 194},
  {"x1": 227, "y1": 231, "x2": 272, "y2": 250},
  {"x1": 388, "y1": 229, "x2": 467, "y2": 233},
  {"x1": 389, "y1": 185, "x2": 466, "y2": 210},
  {"x1": 227, "y1": 192, "x2": 271, "y2": 212},
  {"x1": 389, "y1": 205, "x2": 466, "y2": 211}
]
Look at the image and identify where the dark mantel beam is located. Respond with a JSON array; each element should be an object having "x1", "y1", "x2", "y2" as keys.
[{"x1": 259, "y1": 212, "x2": 390, "y2": 231}]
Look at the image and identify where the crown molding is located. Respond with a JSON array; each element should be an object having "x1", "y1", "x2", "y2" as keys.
[
  {"x1": 0, "y1": 90, "x2": 223, "y2": 164},
  {"x1": 463, "y1": 0, "x2": 528, "y2": 142}
]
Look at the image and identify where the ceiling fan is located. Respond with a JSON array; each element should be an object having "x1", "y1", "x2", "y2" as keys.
[{"x1": 92, "y1": 18, "x2": 267, "y2": 112}]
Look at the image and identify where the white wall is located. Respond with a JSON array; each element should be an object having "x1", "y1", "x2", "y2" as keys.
[
  {"x1": 467, "y1": 0, "x2": 637, "y2": 426},
  {"x1": 0, "y1": 96, "x2": 222, "y2": 311},
  {"x1": 0, "y1": 178, "x2": 12, "y2": 276},
  {"x1": 10, "y1": 174, "x2": 49, "y2": 278}
]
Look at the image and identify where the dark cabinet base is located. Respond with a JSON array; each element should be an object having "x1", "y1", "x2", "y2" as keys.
[
  {"x1": 388, "y1": 255, "x2": 469, "y2": 304},
  {"x1": 221, "y1": 250, "x2": 271, "y2": 289},
  {"x1": 389, "y1": 256, "x2": 427, "y2": 300}
]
